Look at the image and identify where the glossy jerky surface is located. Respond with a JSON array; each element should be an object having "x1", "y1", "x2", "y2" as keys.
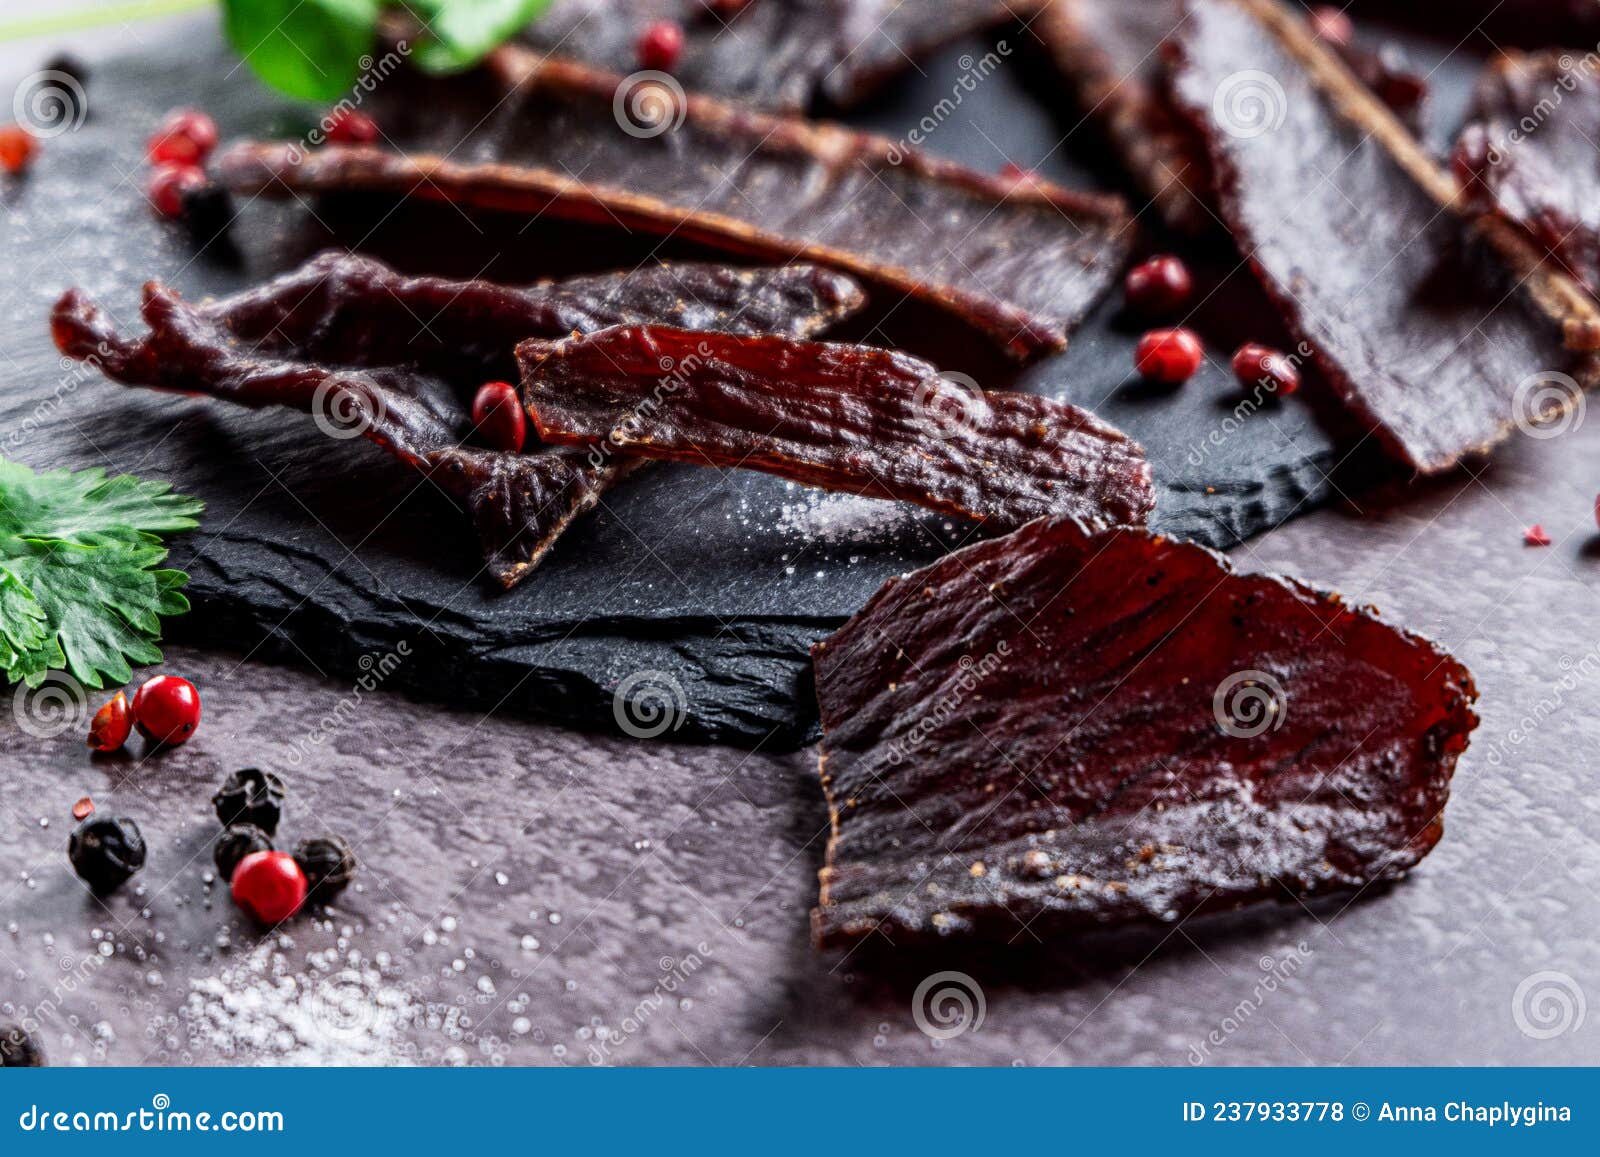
[
  {"x1": 517, "y1": 325, "x2": 1156, "y2": 530},
  {"x1": 810, "y1": 518, "x2": 1478, "y2": 947},
  {"x1": 1036, "y1": 0, "x2": 1425, "y2": 233},
  {"x1": 1170, "y1": 0, "x2": 1599, "y2": 473},
  {"x1": 1457, "y1": 51, "x2": 1600, "y2": 298},
  {"x1": 524, "y1": 0, "x2": 1035, "y2": 113},
  {"x1": 215, "y1": 51, "x2": 1132, "y2": 360},
  {"x1": 50, "y1": 255, "x2": 864, "y2": 587}
]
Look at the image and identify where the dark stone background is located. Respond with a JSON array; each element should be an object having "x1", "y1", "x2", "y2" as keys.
[{"x1": 0, "y1": 9, "x2": 1595, "y2": 1066}]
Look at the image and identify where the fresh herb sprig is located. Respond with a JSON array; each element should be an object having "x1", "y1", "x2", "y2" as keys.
[
  {"x1": 220, "y1": 0, "x2": 551, "y2": 101},
  {"x1": 0, "y1": 459, "x2": 202, "y2": 689}
]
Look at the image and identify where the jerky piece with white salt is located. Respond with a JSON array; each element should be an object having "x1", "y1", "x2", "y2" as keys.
[
  {"x1": 517, "y1": 324, "x2": 1155, "y2": 530},
  {"x1": 1169, "y1": 0, "x2": 1600, "y2": 473},
  {"x1": 51, "y1": 255, "x2": 863, "y2": 587},
  {"x1": 810, "y1": 517, "x2": 1477, "y2": 948},
  {"x1": 215, "y1": 50, "x2": 1132, "y2": 361}
]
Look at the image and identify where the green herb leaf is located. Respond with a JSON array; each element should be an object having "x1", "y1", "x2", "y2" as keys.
[
  {"x1": 218, "y1": 1, "x2": 551, "y2": 99},
  {"x1": 220, "y1": 0, "x2": 383, "y2": 102},
  {"x1": 408, "y1": 0, "x2": 552, "y2": 74},
  {"x1": 0, "y1": 459, "x2": 202, "y2": 689}
]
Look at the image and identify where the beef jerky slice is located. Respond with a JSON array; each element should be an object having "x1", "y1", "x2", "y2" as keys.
[
  {"x1": 1170, "y1": 0, "x2": 1600, "y2": 474},
  {"x1": 215, "y1": 50, "x2": 1132, "y2": 361},
  {"x1": 525, "y1": 0, "x2": 1039, "y2": 113},
  {"x1": 1456, "y1": 51, "x2": 1600, "y2": 299},
  {"x1": 1037, "y1": 0, "x2": 1426, "y2": 234},
  {"x1": 51, "y1": 255, "x2": 864, "y2": 587},
  {"x1": 1035, "y1": 0, "x2": 1211, "y2": 233},
  {"x1": 516, "y1": 325, "x2": 1155, "y2": 529},
  {"x1": 810, "y1": 517, "x2": 1478, "y2": 948}
]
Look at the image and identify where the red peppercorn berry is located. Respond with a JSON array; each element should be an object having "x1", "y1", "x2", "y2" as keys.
[
  {"x1": 71, "y1": 797, "x2": 96, "y2": 821},
  {"x1": 1134, "y1": 328, "x2": 1204, "y2": 385},
  {"x1": 0, "y1": 124, "x2": 39, "y2": 174},
  {"x1": 1124, "y1": 255, "x2": 1193, "y2": 317},
  {"x1": 637, "y1": 20, "x2": 685, "y2": 72},
  {"x1": 326, "y1": 109, "x2": 379, "y2": 145},
  {"x1": 231, "y1": 850, "x2": 307, "y2": 924},
  {"x1": 471, "y1": 381, "x2": 527, "y2": 453},
  {"x1": 147, "y1": 163, "x2": 206, "y2": 220},
  {"x1": 1309, "y1": 6, "x2": 1354, "y2": 47},
  {"x1": 147, "y1": 108, "x2": 218, "y2": 166},
  {"x1": 130, "y1": 674, "x2": 201, "y2": 745},
  {"x1": 1524, "y1": 524, "x2": 1552, "y2": 547},
  {"x1": 87, "y1": 691, "x2": 133, "y2": 752},
  {"x1": 1231, "y1": 342, "x2": 1301, "y2": 396}
]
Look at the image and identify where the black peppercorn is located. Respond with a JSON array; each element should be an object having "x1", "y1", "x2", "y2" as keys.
[
  {"x1": 211, "y1": 769, "x2": 284, "y2": 834},
  {"x1": 67, "y1": 815, "x2": 146, "y2": 894},
  {"x1": 213, "y1": 824, "x2": 273, "y2": 882},
  {"x1": 179, "y1": 181, "x2": 233, "y2": 243},
  {"x1": 0, "y1": 1022, "x2": 43, "y2": 1067},
  {"x1": 295, "y1": 835, "x2": 356, "y2": 901}
]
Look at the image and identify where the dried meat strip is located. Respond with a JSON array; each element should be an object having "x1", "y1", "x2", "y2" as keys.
[
  {"x1": 196, "y1": 250, "x2": 866, "y2": 371},
  {"x1": 214, "y1": 49, "x2": 1133, "y2": 361},
  {"x1": 1169, "y1": 0, "x2": 1600, "y2": 474},
  {"x1": 1456, "y1": 51, "x2": 1600, "y2": 299},
  {"x1": 524, "y1": 0, "x2": 1040, "y2": 113},
  {"x1": 516, "y1": 324, "x2": 1155, "y2": 529},
  {"x1": 51, "y1": 254, "x2": 864, "y2": 587},
  {"x1": 1035, "y1": 0, "x2": 1211, "y2": 233},
  {"x1": 1036, "y1": 0, "x2": 1426, "y2": 234},
  {"x1": 810, "y1": 517, "x2": 1478, "y2": 948}
]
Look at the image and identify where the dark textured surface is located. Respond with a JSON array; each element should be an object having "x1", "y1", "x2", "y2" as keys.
[
  {"x1": 0, "y1": 18, "x2": 1349, "y2": 748},
  {"x1": 811, "y1": 518, "x2": 1476, "y2": 946}
]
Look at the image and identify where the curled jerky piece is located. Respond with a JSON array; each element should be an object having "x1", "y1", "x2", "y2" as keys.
[
  {"x1": 517, "y1": 325, "x2": 1155, "y2": 530},
  {"x1": 1456, "y1": 51, "x2": 1600, "y2": 298},
  {"x1": 51, "y1": 255, "x2": 864, "y2": 587},
  {"x1": 525, "y1": 0, "x2": 1038, "y2": 113},
  {"x1": 810, "y1": 518, "x2": 1478, "y2": 948},
  {"x1": 1350, "y1": 1, "x2": 1600, "y2": 46},
  {"x1": 1170, "y1": 0, "x2": 1600, "y2": 473},
  {"x1": 215, "y1": 50, "x2": 1132, "y2": 360}
]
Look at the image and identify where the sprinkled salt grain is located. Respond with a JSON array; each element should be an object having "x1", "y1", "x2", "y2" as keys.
[
  {"x1": 183, "y1": 944, "x2": 431, "y2": 1065},
  {"x1": 774, "y1": 492, "x2": 910, "y2": 544}
]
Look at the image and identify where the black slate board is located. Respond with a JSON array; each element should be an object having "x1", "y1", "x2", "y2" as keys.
[{"x1": 0, "y1": 23, "x2": 1379, "y2": 747}]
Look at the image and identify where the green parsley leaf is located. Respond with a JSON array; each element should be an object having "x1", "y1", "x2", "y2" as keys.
[
  {"x1": 221, "y1": 0, "x2": 384, "y2": 102},
  {"x1": 409, "y1": 0, "x2": 552, "y2": 74},
  {"x1": 0, "y1": 459, "x2": 202, "y2": 690},
  {"x1": 218, "y1": 1, "x2": 552, "y2": 100}
]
